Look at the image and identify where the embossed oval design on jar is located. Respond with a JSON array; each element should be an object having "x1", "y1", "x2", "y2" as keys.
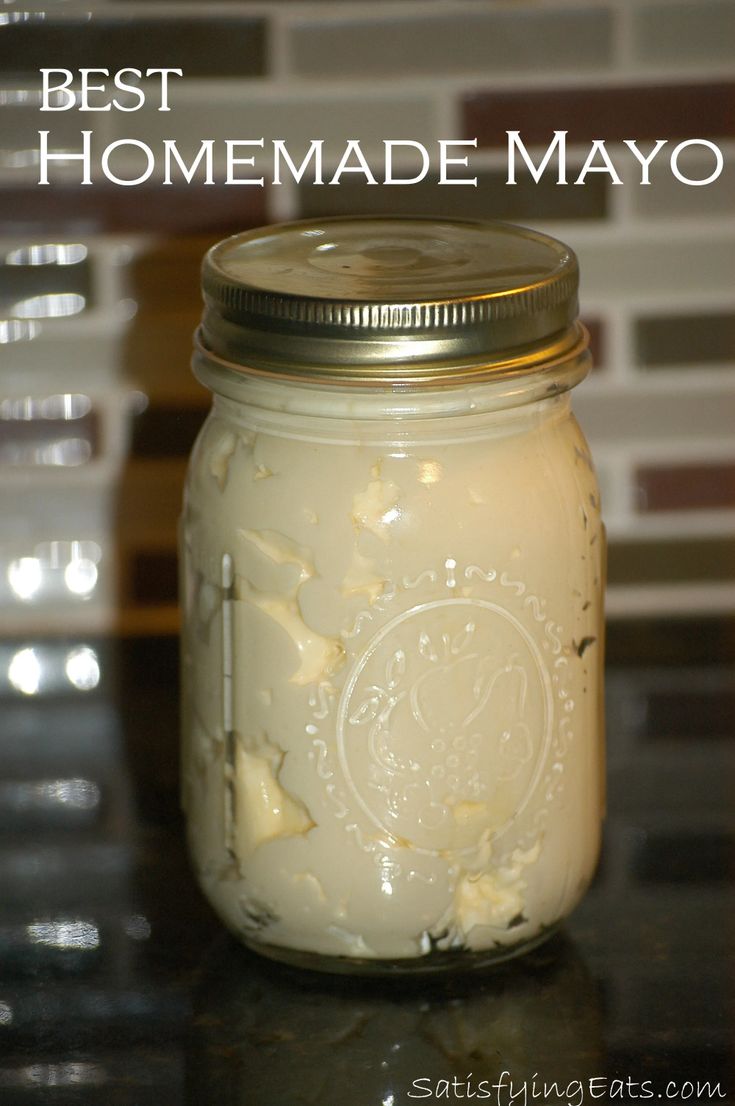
[{"x1": 337, "y1": 598, "x2": 553, "y2": 856}]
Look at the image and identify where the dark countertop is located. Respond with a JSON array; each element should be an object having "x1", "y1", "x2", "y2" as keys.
[{"x1": 0, "y1": 626, "x2": 733, "y2": 1105}]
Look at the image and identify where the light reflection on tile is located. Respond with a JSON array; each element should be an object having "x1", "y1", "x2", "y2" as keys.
[
  {"x1": 1, "y1": 436, "x2": 93, "y2": 467},
  {"x1": 7, "y1": 557, "x2": 42, "y2": 601},
  {"x1": 11, "y1": 292, "x2": 86, "y2": 319},
  {"x1": 26, "y1": 918, "x2": 100, "y2": 951},
  {"x1": 123, "y1": 914, "x2": 152, "y2": 941},
  {"x1": 0, "y1": 90, "x2": 38, "y2": 106},
  {"x1": 4, "y1": 543, "x2": 102, "y2": 604},
  {"x1": 0, "y1": 1062, "x2": 108, "y2": 1088},
  {"x1": 0, "y1": 319, "x2": 39, "y2": 343},
  {"x1": 0, "y1": 394, "x2": 92, "y2": 420},
  {"x1": 36, "y1": 539, "x2": 101, "y2": 567},
  {"x1": 0, "y1": 148, "x2": 41, "y2": 169},
  {"x1": 4, "y1": 243, "x2": 88, "y2": 267},
  {"x1": 65, "y1": 646, "x2": 100, "y2": 689},
  {"x1": 1, "y1": 643, "x2": 102, "y2": 697},
  {"x1": 64, "y1": 557, "x2": 99, "y2": 597},
  {"x1": 0, "y1": 778, "x2": 101, "y2": 814},
  {"x1": 7, "y1": 648, "x2": 41, "y2": 696},
  {"x1": 0, "y1": 13, "x2": 48, "y2": 27}
]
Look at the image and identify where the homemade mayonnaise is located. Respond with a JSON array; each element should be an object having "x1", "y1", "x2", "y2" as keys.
[{"x1": 180, "y1": 218, "x2": 604, "y2": 972}]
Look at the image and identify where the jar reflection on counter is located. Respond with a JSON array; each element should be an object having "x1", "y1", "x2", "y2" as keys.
[
  {"x1": 189, "y1": 934, "x2": 605, "y2": 1106},
  {"x1": 180, "y1": 217, "x2": 605, "y2": 973}
]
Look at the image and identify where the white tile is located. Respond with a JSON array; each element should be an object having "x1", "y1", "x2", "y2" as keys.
[
  {"x1": 113, "y1": 85, "x2": 438, "y2": 167},
  {"x1": 633, "y1": 0, "x2": 735, "y2": 66}
]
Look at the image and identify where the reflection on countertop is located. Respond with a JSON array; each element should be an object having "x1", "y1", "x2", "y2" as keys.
[
  {"x1": 191, "y1": 932, "x2": 605, "y2": 1106},
  {"x1": 0, "y1": 626, "x2": 733, "y2": 1105}
]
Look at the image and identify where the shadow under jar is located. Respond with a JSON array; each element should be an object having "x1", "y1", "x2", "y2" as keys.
[{"x1": 180, "y1": 217, "x2": 605, "y2": 975}]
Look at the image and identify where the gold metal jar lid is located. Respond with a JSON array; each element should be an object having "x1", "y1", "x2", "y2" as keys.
[{"x1": 198, "y1": 216, "x2": 585, "y2": 386}]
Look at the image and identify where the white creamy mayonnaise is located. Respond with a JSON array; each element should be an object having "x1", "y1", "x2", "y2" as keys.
[{"x1": 180, "y1": 376, "x2": 604, "y2": 966}]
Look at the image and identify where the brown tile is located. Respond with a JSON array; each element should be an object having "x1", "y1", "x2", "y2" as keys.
[
  {"x1": 116, "y1": 458, "x2": 186, "y2": 546},
  {"x1": 129, "y1": 236, "x2": 218, "y2": 314},
  {"x1": 124, "y1": 239, "x2": 217, "y2": 405},
  {"x1": 605, "y1": 618, "x2": 735, "y2": 665},
  {"x1": 297, "y1": 167, "x2": 608, "y2": 222},
  {"x1": 121, "y1": 314, "x2": 208, "y2": 406},
  {"x1": 636, "y1": 462, "x2": 735, "y2": 512},
  {"x1": 608, "y1": 537, "x2": 735, "y2": 584},
  {"x1": 645, "y1": 689, "x2": 735, "y2": 740},
  {"x1": 129, "y1": 550, "x2": 179, "y2": 605},
  {"x1": 0, "y1": 185, "x2": 267, "y2": 235},
  {"x1": 464, "y1": 82, "x2": 735, "y2": 148},
  {"x1": 131, "y1": 405, "x2": 207, "y2": 459},
  {"x1": 0, "y1": 16, "x2": 267, "y2": 80},
  {"x1": 581, "y1": 317, "x2": 605, "y2": 369},
  {"x1": 636, "y1": 313, "x2": 735, "y2": 368}
]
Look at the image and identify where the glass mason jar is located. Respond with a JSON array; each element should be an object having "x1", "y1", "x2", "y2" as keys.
[{"x1": 180, "y1": 217, "x2": 605, "y2": 975}]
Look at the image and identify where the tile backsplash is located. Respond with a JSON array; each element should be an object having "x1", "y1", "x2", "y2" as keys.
[{"x1": 1, "y1": 0, "x2": 733, "y2": 633}]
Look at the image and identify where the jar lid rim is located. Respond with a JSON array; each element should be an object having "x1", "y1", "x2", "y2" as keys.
[{"x1": 200, "y1": 216, "x2": 581, "y2": 379}]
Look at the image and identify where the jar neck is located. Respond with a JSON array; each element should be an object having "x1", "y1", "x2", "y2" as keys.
[
  {"x1": 194, "y1": 340, "x2": 591, "y2": 427},
  {"x1": 200, "y1": 345, "x2": 586, "y2": 449}
]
